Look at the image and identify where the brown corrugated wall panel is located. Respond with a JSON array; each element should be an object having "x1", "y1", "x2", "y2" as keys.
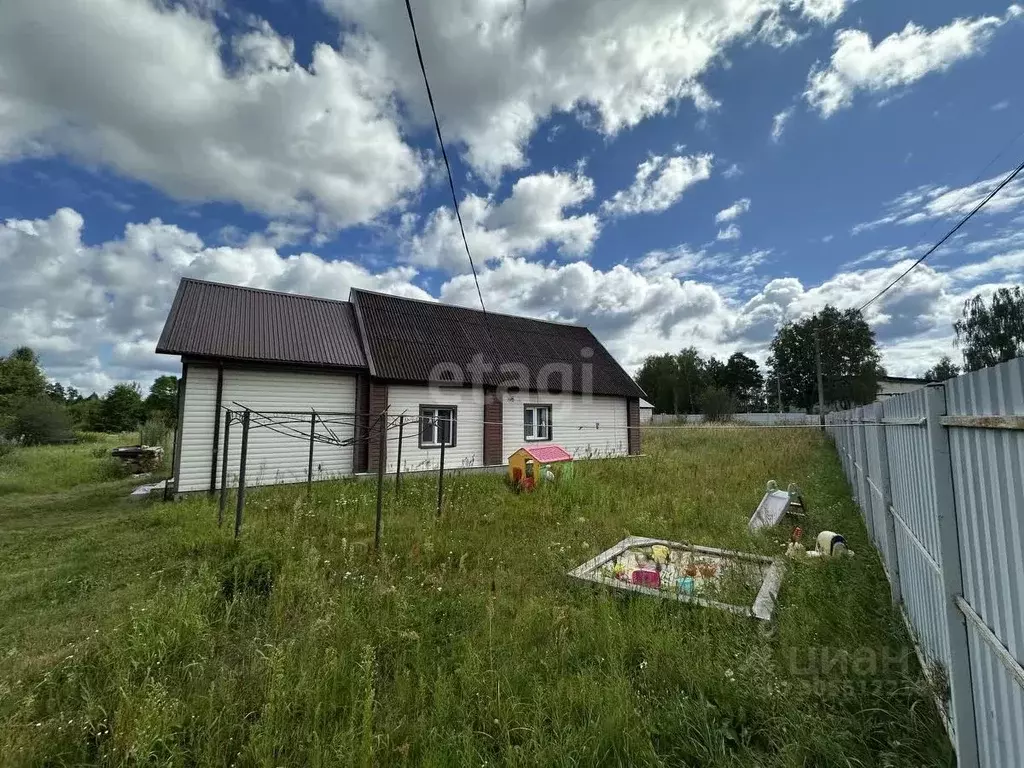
[
  {"x1": 627, "y1": 397, "x2": 641, "y2": 455},
  {"x1": 353, "y1": 373, "x2": 370, "y2": 473},
  {"x1": 367, "y1": 379, "x2": 388, "y2": 473},
  {"x1": 483, "y1": 389, "x2": 503, "y2": 465}
]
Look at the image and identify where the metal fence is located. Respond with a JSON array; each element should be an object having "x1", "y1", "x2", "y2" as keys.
[{"x1": 826, "y1": 357, "x2": 1024, "y2": 768}]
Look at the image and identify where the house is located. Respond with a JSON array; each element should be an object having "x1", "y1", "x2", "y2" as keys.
[
  {"x1": 156, "y1": 278, "x2": 645, "y2": 493},
  {"x1": 877, "y1": 376, "x2": 928, "y2": 400},
  {"x1": 639, "y1": 398, "x2": 654, "y2": 424}
]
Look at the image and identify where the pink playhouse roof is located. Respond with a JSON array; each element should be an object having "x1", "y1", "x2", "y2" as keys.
[{"x1": 518, "y1": 444, "x2": 572, "y2": 463}]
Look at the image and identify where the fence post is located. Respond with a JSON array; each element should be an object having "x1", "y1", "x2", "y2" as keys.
[
  {"x1": 306, "y1": 411, "x2": 316, "y2": 497},
  {"x1": 234, "y1": 409, "x2": 250, "y2": 540},
  {"x1": 374, "y1": 410, "x2": 387, "y2": 551},
  {"x1": 218, "y1": 411, "x2": 232, "y2": 527},
  {"x1": 925, "y1": 384, "x2": 979, "y2": 767},
  {"x1": 872, "y1": 402, "x2": 901, "y2": 605},
  {"x1": 856, "y1": 407, "x2": 874, "y2": 541},
  {"x1": 395, "y1": 415, "x2": 404, "y2": 493},
  {"x1": 436, "y1": 422, "x2": 446, "y2": 518}
]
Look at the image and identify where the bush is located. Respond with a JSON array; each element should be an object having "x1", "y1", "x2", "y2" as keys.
[
  {"x1": 700, "y1": 386, "x2": 736, "y2": 423},
  {"x1": 3, "y1": 398, "x2": 74, "y2": 445},
  {"x1": 139, "y1": 418, "x2": 170, "y2": 447}
]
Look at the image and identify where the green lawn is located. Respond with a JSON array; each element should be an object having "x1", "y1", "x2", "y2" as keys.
[{"x1": 0, "y1": 429, "x2": 953, "y2": 767}]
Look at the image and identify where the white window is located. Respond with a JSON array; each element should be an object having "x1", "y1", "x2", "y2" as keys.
[
  {"x1": 419, "y1": 406, "x2": 456, "y2": 448},
  {"x1": 524, "y1": 404, "x2": 552, "y2": 441}
]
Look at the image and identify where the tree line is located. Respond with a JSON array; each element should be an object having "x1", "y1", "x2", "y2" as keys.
[
  {"x1": 635, "y1": 287, "x2": 1024, "y2": 415},
  {"x1": 0, "y1": 347, "x2": 178, "y2": 445}
]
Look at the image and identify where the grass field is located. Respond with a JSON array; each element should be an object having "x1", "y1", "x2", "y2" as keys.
[{"x1": 0, "y1": 428, "x2": 953, "y2": 767}]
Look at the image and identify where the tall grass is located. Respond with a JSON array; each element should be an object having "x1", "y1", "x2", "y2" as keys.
[{"x1": 0, "y1": 428, "x2": 953, "y2": 766}]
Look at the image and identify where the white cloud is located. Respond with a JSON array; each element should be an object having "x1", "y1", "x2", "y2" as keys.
[
  {"x1": 771, "y1": 107, "x2": 794, "y2": 141},
  {"x1": 991, "y1": 99, "x2": 1011, "y2": 111},
  {"x1": 407, "y1": 171, "x2": 600, "y2": 273},
  {"x1": 0, "y1": 208, "x2": 427, "y2": 392},
  {"x1": 603, "y1": 154, "x2": 713, "y2": 216},
  {"x1": 324, "y1": 0, "x2": 854, "y2": 180},
  {"x1": 7, "y1": 204, "x2": 1012, "y2": 390},
  {"x1": 715, "y1": 198, "x2": 752, "y2": 223},
  {"x1": 716, "y1": 224, "x2": 742, "y2": 241},
  {"x1": 852, "y1": 167, "x2": 1024, "y2": 233},
  {"x1": 0, "y1": 0, "x2": 424, "y2": 228},
  {"x1": 723, "y1": 163, "x2": 743, "y2": 179},
  {"x1": 805, "y1": 8, "x2": 1020, "y2": 117}
]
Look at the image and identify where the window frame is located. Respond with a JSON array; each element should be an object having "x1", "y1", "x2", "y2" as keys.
[
  {"x1": 523, "y1": 403, "x2": 553, "y2": 442},
  {"x1": 418, "y1": 404, "x2": 458, "y2": 449}
]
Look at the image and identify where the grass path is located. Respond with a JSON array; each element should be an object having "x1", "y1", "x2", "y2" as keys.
[{"x1": 0, "y1": 429, "x2": 953, "y2": 766}]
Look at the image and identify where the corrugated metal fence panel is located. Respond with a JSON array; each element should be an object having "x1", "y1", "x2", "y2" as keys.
[
  {"x1": 882, "y1": 389, "x2": 943, "y2": 566},
  {"x1": 945, "y1": 358, "x2": 1024, "y2": 663},
  {"x1": 945, "y1": 358, "x2": 1024, "y2": 768},
  {"x1": 968, "y1": 619, "x2": 1024, "y2": 768}
]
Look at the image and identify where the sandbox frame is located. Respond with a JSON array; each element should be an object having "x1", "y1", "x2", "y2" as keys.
[{"x1": 567, "y1": 536, "x2": 785, "y2": 621}]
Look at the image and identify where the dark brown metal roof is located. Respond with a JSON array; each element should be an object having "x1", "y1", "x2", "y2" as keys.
[
  {"x1": 350, "y1": 289, "x2": 645, "y2": 399},
  {"x1": 156, "y1": 278, "x2": 367, "y2": 369}
]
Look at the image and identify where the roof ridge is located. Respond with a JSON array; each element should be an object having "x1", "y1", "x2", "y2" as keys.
[
  {"x1": 350, "y1": 287, "x2": 587, "y2": 329},
  {"x1": 180, "y1": 276, "x2": 352, "y2": 306}
]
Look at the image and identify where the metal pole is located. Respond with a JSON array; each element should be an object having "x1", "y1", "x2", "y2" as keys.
[
  {"x1": 436, "y1": 419, "x2": 446, "y2": 518},
  {"x1": 306, "y1": 411, "x2": 316, "y2": 496},
  {"x1": 234, "y1": 409, "x2": 250, "y2": 539},
  {"x1": 218, "y1": 411, "x2": 232, "y2": 527},
  {"x1": 814, "y1": 328, "x2": 826, "y2": 429},
  {"x1": 776, "y1": 372, "x2": 782, "y2": 414},
  {"x1": 374, "y1": 410, "x2": 386, "y2": 551},
  {"x1": 395, "y1": 415, "x2": 404, "y2": 493}
]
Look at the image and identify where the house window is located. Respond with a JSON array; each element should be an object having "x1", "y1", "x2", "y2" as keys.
[
  {"x1": 524, "y1": 404, "x2": 552, "y2": 441},
  {"x1": 419, "y1": 406, "x2": 457, "y2": 448}
]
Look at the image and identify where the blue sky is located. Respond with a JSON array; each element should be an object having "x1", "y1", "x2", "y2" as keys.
[{"x1": 1, "y1": 0, "x2": 1023, "y2": 393}]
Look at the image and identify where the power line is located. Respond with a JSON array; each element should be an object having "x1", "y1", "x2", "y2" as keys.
[
  {"x1": 852, "y1": 158, "x2": 1024, "y2": 317},
  {"x1": 403, "y1": 0, "x2": 487, "y2": 317}
]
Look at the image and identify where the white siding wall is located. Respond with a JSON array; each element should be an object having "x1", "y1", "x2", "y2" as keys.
[
  {"x1": 501, "y1": 392, "x2": 628, "y2": 463},
  {"x1": 177, "y1": 365, "x2": 218, "y2": 492},
  {"x1": 386, "y1": 385, "x2": 485, "y2": 473},
  {"x1": 176, "y1": 365, "x2": 357, "y2": 492}
]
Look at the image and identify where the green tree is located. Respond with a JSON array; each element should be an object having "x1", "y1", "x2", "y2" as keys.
[
  {"x1": 923, "y1": 355, "x2": 960, "y2": 383},
  {"x1": 4, "y1": 398, "x2": 74, "y2": 445},
  {"x1": 768, "y1": 306, "x2": 881, "y2": 412},
  {"x1": 635, "y1": 353, "x2": 678, "y2": 414},
  {"x1": 45, "y1": 381, "x2": 67, "y2": 404},
  {"x1": 721, "y1": 352, "x2": 764, "y2": 410},
  {"x1": 954, "y1": 287, "x2": 1024, "y2": 372},
  {"x1": 675, "y1": 347, "x2": 707, "y2": 414},
  {"x1": 69, "y1": 393, "x2": 103, "y2": 431},
  {"x1": 99, "y1": 383, "x2": 145, "y2": 433},
  {"x1": 145, "y1": 375, "x2": 179, "y2": 424},
  {"x1": 0, "y1": 346, "x2": 47, "y2": 415}
]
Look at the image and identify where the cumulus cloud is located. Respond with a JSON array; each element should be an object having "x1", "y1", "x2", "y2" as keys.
[
  {"x1": 715, "y1": 198, "x2": 752, "y2": 224},
  {"x1": 0, "y1": 0, "x2": 424, "y2": 228},
  {"x1": 771, "y1": 108, "x2": 793, "y2": 141},
  {"x1": 407, "y1": 171, "x2": 599, "y2": 272},
  {"x1": 5, "y1": 206, "x2": 1012, "y2": 391},
  {"x1": 806, "y1": 7, "x2": 1021, "y2": 116},
  {"x1": 324, "y1": 0, "x2": 854, "y2": 180},
  {"x1": 0, "y1": 208, "x2": 428, "y2": 392},
  {"x1": 603, "y1": 154, "x2": 713, "y2": 216}
]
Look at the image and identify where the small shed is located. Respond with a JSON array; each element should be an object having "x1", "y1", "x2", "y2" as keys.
[
  {"x1": 639, "y1": 398, "x2": 654, "y2": 423},
  {"x1": 508, "y1": 444, "x2": 573, "y2": 485}
]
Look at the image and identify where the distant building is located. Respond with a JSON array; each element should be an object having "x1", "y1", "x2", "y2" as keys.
[
  {"x1": 877, "y1": 376, "x2": 928, "y2": 400},
  {"x1": 639, "y1": 399, "x2": 654, "y2": 423}
]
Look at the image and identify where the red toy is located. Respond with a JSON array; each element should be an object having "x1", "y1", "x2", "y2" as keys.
[{"x1": 631, "y1": 569, "x2": 661, "y2": 588}]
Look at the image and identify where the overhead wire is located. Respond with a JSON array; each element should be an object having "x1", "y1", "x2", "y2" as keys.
[{"x1": 403, "y1": 0, "x2": 487, "y2": 318}]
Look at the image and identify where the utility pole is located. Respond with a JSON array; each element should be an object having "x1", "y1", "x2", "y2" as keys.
[
  {"x1": 814, "y1": 328, "x2": 826, "y2": 429},
  {"x1": 776, "y1": 372, "x2": 782, "y2": 414}
]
